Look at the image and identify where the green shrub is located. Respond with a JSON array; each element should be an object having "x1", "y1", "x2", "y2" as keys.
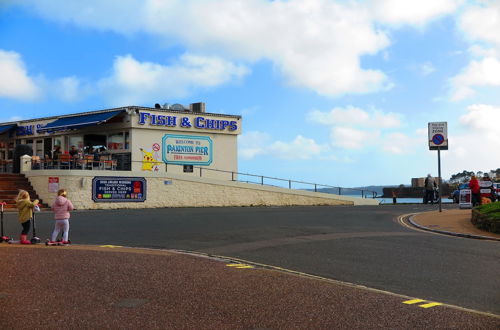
[{"x1": 472, "y1": 201, "x2": 500, "y2": 234}]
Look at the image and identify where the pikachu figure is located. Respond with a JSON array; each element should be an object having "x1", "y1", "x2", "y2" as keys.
[{"x1": 140, "y1": 148, "x2": 161, "y2": 171}]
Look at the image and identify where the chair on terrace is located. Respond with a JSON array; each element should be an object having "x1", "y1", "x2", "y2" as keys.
[
  {"x1": 101, "y1": 159, "x2": 117, "y2": 171},
  {"x1": 83, "y1": 155, "x2": 94, "y2": 170},
  {"x1": 58, "y1": 154, "x2": 72, "y2": 169},
  {"x1": 31, "y1": 155, "x2": 42, "y2": 169}
]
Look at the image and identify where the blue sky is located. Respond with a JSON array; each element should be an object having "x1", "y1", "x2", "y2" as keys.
[{"x1": 1, "y1": 0, "x2": 500, "y2": 187}]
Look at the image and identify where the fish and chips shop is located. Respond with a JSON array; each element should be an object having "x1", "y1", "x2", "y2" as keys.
[{"x1": 0, "y1": 103, "x2": 241, "y2": 177}]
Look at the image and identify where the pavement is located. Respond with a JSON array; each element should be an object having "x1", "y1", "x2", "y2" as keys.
[
  {"x1": 410, "y1": 208, "x2": 500, "y2": 241},
  {"x1": 1, "y1": 208, "x2": 499, "y2": 329}
]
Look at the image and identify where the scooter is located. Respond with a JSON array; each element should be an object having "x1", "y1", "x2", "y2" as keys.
[
  {"x1": 30, "y1": 205, "x2": 41, "y2": 244},
  {"x1": 0, "y1": 202, "x2": 11, "y2": 242}
]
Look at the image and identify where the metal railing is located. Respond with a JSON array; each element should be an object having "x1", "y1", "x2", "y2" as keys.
[
  {"x1": 25, "y1": 157, "x2": 378, "y2": 198},
  {"x1": 162, "y1": 162, "x2": 378, "y2": 199}
]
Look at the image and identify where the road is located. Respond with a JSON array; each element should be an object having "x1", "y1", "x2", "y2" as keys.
[{"x1": 3, "y1": 204, "x2": 499, "y2": 315}]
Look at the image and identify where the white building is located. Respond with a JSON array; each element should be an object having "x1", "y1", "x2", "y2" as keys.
[{"x1": 0, "y1": 103, "x2": 241, "y2": 178}]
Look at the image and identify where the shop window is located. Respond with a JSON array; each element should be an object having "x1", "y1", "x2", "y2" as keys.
[
  {"x1": 35, "y1": 139, "x2": 43, "y2": 157},
  {"x1": 124, "y1": 132, "x2": 130, "y2": 150},
  {"x1": 69, "y1": 135, "x2": 84, "y2": 150},
  {"x1": 108, "y1": 132, "x2": 124, "y2": 150}
]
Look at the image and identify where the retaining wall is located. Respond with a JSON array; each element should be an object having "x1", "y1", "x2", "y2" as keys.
[{"x1": 23, "y1": 170, "x2": 378, "y2": 209}]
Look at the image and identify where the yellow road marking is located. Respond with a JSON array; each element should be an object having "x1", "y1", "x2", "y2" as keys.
[
  {"x1": 100, "y1": 245, "x2": 123, "y2": 248},
  {"x1": 419, "y1": 302, "x2": 442, "y2": 308},
  {"x1": 403, "y1": 299, "x2": 426, "y2": 304},
  {"x1": 226, "y1": 263, "x2": 254, "y2": 269}
]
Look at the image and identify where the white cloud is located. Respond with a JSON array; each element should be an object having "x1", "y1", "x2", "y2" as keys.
[
  {"x1": 449, "y1": 57, "x2": 500, "y2": 101},
  {"x1": 420, "y1": 62, "x2": 436, "y2": 76},
  {"x1": 16, "y1": 0, "x2": 393, "y2": 97},
  {"x1": 239, "y1": 131, "x2": 323, "y2": 160},
  {"x1": 268, "y1": 135, "x2": 322, "y2": 160},
  {"x1": 330, "y1": 126, "x2": 379, "y2": 149},
  {"x1": 98, "y1": 53, "x2": 249, "y2": 106},
  {"x1": 370, "y1": 0, "x2": 464, "y2": 25},
  {"x1": 238, "y1": 131, "x2": 272, "y2": 160},
  {"x1": 0, "y1": 50, "x2": 40, "y2": 101},
  {"x1": 306, "y1": 104, "x2": 423, "y2": 154},
  {"x1": 445, "y1": 104, "x2": 500, "y2": 174},
  {"x1": 51, "y1": 76, "x2": 89, "y2": 102},
  {"x1": 382, "y1": 132, "x2": 419, "y2": 154},
  {"x1": 459, "y1": 1, "x2": 500, "y2": 46},
  {"x1": 450, "y1": 2, "x2": 500, "y2": 101},
  {"x1": 459, "y1": 103, "x2": 500, "y2": 130},
  {"x1": 308, "y1": 106, "x2": 401, "y2": 129}
]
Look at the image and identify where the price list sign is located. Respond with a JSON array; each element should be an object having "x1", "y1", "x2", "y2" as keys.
[{"x1": 92, "y1": 176, "x2": 146, "y2": 202}]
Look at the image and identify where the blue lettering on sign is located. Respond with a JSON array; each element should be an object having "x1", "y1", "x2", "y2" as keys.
[
  {"x1": 138, "y1": 112, "x2": 238, "y2": 131},
  {"x1": 180, "y1": 117, "x2": 192, "y2": 128},
  {"x1": 138, "y1": 112, "x2": 150, "y2": 125},
  {"x1": 166, "y1": 116, "x2": 176, "y2": 127},
  {"x1": 16, "y1": 125, "x2": 34, "y2": 136},
  {"x1": 156, "y1": 115, "x2": 166, "y2": 126},
  {"x1": 192, "y1": 116, "x2": 238, "y2": 131}
]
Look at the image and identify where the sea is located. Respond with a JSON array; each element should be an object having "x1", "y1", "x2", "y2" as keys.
[
  {"x1": 338, "y1": 194, "x2": 453, "y2": 204},
  {"x1": 376, "y1": 197, "x2": 453, "y2": 205}
]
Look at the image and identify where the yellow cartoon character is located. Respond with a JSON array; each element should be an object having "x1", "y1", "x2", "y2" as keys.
[{"x1": 140, "y1": 148, "x2": 161, "y2": 171}]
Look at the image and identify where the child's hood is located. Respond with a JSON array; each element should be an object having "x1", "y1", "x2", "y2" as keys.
[{"x1": 55, "y1": 196, "x2": 68, "y2": 206}]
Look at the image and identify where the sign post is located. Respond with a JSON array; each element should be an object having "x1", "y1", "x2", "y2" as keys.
[{"x1": 428, "y1": 122, "x2": 448, "y2": 212}]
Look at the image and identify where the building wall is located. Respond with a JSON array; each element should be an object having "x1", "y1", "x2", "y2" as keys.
[
  {"x1": 130, "y1": 127, "x2": 237, "y2": 180},
  {"x1": 24, "y1": 170, "x2": 379, "y2": 209}
]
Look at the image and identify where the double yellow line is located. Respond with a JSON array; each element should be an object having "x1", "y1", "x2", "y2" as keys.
[{"x1": 403, "y1": 298, "x2": 442, "y2": 309}]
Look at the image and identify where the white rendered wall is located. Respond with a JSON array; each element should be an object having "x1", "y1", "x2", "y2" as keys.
[{"x1": 24, "y1": 170, "x2": 378, "y2": 209}]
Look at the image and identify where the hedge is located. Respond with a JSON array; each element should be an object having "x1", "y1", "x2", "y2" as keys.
[{"x1": 471, "y1": 201, "x2": 500, "y2": 234}]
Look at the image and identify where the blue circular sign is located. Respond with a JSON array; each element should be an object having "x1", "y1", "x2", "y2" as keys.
[{"x1": 432, "y1": 133, "x2": 444, "y2": 145}]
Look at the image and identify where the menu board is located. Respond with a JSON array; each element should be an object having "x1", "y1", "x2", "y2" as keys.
[{"x1": 92, "y1": 176, "x2": 146, "y2": 202}]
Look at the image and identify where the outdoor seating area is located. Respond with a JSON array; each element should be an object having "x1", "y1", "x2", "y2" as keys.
[
  {"x1": 30, "y1": 153, "x2": 118, "y2": 171},
  {"x1": 0, "y1": 159, "x2": 13, "y2": 173}
]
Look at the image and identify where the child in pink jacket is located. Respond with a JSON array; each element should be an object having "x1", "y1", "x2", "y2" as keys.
[{"x1": 49, "y1": 189, "x2": 74, "y2": 245}]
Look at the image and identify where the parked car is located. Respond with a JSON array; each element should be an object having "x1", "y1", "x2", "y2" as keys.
[{"x1": 451, "y1": 183, "x2": 469, "y2": 203}]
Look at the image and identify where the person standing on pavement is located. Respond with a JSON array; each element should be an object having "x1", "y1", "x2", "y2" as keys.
[
  {"x1": 49, "y1": 189, "x2": 74, "y2": 245},
  {"x1": 424, "y1": 174, "x2": 437, "y2": 204},
  {"x1": 15, "y1": 190, "x2": 39, "y2": 244},
  {"x1": 469, "y1": 174, "x2": 481, "y2": 207}
]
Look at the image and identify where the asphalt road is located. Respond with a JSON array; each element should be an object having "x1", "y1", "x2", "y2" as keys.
[{"x1": 2, "y1": 204, "x2": 499, "y2": 315}]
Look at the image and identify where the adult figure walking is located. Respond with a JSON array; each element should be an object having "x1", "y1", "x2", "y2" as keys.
[
  {"x1": 469, "y1": 174, "x2": 481, "y2": 206},
  {"x1": 424, "y1": 174, "x2": 437, "y2": 204}
]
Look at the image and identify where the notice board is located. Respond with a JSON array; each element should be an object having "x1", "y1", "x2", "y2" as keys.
[{"x1": 92, "y1": 176, "x2": 146, "y2": 202}]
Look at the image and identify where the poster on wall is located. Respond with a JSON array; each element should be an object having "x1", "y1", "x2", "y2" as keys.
[
  {"x1": 92, "y1": 176, "x2": 146, "y2": 202},
  {"x1": 48, "y1": 177, "x2": 59, "y2": 193},
  {"x1": 162, "y1": 134, "x2": 213, "y2": 166}
]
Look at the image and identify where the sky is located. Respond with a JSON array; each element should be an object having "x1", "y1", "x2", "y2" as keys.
[{"x1": 1, "y1": 0, "x2": 500, "y2": 187}]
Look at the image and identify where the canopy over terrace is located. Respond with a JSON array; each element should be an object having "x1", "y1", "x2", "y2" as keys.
[
  {"x1": 0, "y1": 124, "x2": 17, "y2": 135},
  {"x1": 37, "y1": 110, "x2": 124, "y2": 133}
]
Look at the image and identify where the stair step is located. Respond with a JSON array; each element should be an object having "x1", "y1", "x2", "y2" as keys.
[{"x1": 0, "y1": 174, "x2": 45, "y2": 209}]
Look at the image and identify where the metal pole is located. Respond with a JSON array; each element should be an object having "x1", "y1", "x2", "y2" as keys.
[{"x1": 438, "y1": 146, "x2": 442, "y2": 212}]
